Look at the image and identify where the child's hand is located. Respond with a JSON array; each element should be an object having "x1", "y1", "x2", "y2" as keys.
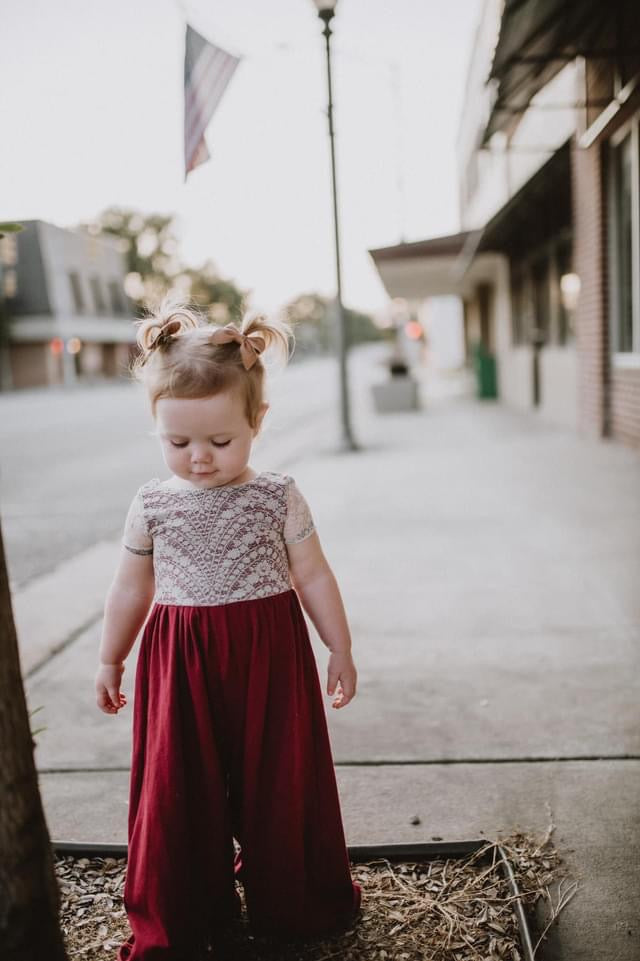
[
  {"x1": 327, "y1": 651, "x2": 357, "y2": 709},
  {"x1": 95, "y1": 662, "x2": 127, "y2": 715}
]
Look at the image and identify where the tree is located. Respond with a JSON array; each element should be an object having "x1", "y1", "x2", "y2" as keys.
[
  {"x1": 77, "y1": 207, "x2": 247, "y2": 319},
  {"x1": 0, "y1": 223, "x2": 69, "y2": 959},
  {"x1": 284, "y1": 292, "x2": 389, "y2": 358},
  {"x1": 178, "y1": 259, "x2": 246, "y2": 324}
]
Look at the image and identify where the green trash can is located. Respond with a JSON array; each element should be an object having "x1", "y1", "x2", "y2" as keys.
[{"x1": 471, "y1": 342, "x2": 497, "y2": 399}]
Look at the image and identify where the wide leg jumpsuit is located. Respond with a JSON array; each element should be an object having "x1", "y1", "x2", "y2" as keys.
[{"x1": 116, "y1": 472, "x2": 361, "y2": 961}]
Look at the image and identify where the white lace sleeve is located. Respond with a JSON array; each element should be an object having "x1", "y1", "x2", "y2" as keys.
[
  {"x1": 283, "y1": 477, "x2": 316, "y2": 545},
  {"x1": 122, "y1": 488, "x2": 153, "y2": 555}
]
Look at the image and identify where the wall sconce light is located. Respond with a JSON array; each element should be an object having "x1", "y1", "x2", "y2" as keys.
[{"x1": 560, "y1": 273, "x2": 581, "y2": 311}]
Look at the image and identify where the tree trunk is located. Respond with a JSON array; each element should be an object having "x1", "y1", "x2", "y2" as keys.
[{"x1": 0, "y1": 520, "x2": 68, "y2": 960}]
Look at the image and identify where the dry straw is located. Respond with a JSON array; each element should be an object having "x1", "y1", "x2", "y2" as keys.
[{"x1": 54, "y1": 817, "x2": 578, "y2": 960}]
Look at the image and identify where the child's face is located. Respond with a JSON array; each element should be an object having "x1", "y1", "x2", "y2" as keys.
[{"x1": 155, "y1": 390, "x2": 267, "y2": 488}]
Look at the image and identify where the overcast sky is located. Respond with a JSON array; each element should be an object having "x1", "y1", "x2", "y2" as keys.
[{"x1": 1, "y1": 0, "x2": 482, "y2": 315}]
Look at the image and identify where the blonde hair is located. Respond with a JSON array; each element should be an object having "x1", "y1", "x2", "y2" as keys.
[{"x1": 130, "y1": 294, "x2": 293, "y2": 428}]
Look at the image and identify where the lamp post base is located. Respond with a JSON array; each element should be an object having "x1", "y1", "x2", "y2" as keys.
[{"x1": 335, "y1": 432, "x2": 360, "y2": 453}]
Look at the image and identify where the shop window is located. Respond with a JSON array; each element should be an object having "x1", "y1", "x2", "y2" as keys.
[
  {"x1": 610, "y1": 131, "x2": 635, "y2": 352},
  {"x1": 608, "y1": 114, "x2": 640, "y2": 357}
]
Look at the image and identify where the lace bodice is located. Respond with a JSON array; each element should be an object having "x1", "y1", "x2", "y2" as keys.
[{"x1": 122, "y1": 471, "x2": 315, "y2": 606}]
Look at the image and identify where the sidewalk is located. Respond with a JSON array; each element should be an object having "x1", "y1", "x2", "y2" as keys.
[{"x1": 22, "y1": 349, "x2": 640, "y2": 960}]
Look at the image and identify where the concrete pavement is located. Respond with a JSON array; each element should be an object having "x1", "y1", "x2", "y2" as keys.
[{"x1": 16, "y1": 347, "x2": 640, "y2": 959}]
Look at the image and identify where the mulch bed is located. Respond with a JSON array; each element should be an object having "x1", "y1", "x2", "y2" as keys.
[{"x1": 54, "y1": 825, "x2": 578, "y2": 960}]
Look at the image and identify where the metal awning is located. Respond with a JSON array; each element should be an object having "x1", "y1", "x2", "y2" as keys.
[
  {"x1": 368, "y1": 142, "x2": 572, "y2": 301},
  {"x1": 483, "y1": 0, "x2": 610, "y2": 144},
  {"x1": 477, "y1": 139, "x2": 572, "y2": 257}
]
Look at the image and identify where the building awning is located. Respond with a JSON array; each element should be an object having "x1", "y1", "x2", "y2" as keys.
[
  {"x1": 369, "y1": 232, "x2": 470, "y2": 264},
  {"x1": 483, "y1": 0, "x2": 609, "y2": 144},
  {"x1": 477, "y1": 139, "x2": 572, "y2": 258},
  {"x1": 369, "y1": 232, "x2": 502, "y2": 301},
  {"x1": 369, "y1": 141, "x2": 572, "y2": 301}
]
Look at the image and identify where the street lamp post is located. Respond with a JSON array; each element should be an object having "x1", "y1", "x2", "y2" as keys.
[{"x1": 311, "y1": 0, "x2": 358, "y2": 451}]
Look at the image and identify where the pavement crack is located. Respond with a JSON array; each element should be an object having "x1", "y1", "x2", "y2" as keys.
[
  {"x1": 25, "y1": 611, "x2": 104, "y2": 679},
  {"x1": 36, "y1": 754, "x2": 640, "y2": 775},
  {"x1": 333, "y1": 754, "x2": 640, "y2": 766}
]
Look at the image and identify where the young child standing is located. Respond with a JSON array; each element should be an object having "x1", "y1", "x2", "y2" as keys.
[{"x1": 94, "y1": 298, "x2": 361, "y2": 960}]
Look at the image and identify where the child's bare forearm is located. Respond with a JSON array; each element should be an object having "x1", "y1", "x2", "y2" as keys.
[
  {"x1": 99, "y1": 583, "x2": 154, "y2": 665},
  {"x1": 294, "y1": 568, "x2": 352, "y2": 655}
]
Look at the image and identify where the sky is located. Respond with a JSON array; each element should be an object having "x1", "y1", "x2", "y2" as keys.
[{"x1": 1, "y1": 0, "x2": 482, "y2": 316}]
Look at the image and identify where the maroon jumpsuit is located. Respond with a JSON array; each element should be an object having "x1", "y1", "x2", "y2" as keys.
[{"x1": 117, "y1": 472, "x2": 360, "y2": 961}]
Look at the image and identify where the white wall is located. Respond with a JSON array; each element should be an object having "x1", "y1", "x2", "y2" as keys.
[
  {"x1": 418, "y1": 296, "x2": 465, "y2": 369},
  {"x1": 497, "y1": 346, "x2": 533, "y2": 409},
  {"x1": 539, "y1": 347, "x2": 579, "y2": 429}
]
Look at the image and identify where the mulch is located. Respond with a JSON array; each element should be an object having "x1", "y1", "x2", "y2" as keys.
[{"x1": 54, "y1": 824, "x2": 578, "y2": 960}]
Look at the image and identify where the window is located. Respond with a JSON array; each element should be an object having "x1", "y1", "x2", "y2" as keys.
[
  {"x1": 68, "y1": 271, "x2": 85, "y2": 313},
  {"x1": 609, "y1": 118, "x2": 640, "y2": 355},
  {"x1": 108, "y1": 280, "x2": 125, "y2": 315},
  {"x1": 89, "y1": 276, "x2": 106, "y2": 314}
]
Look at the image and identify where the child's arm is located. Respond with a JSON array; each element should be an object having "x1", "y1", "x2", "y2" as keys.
[
  {"x1": 95, "y1": 547, "x2": 155, "y2": 716},
  {"x1": 287, "y1": 532, "x2": 357, "y2": 710}
]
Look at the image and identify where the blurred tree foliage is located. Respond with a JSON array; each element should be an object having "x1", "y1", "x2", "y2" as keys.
[
  {"x1": 76, "y1": 207, "x2": 246, "y2": 322},
  {"x1": 284, "y1": 292, "x2": 390, "y2": 358}
]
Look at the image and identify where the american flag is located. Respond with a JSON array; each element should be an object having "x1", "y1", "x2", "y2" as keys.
[{"x1": 184, "y1": 24, "x2": 240, "y2": 180}]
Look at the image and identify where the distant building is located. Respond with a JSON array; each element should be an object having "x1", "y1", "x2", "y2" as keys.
[
  {"x1": 370, "y1": 0, "x2": 640, "y2": 449},
  {"x1": 1, "y1": 219, "x2": 137, "y2": 389}
]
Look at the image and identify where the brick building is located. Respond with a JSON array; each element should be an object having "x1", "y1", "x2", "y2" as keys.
[
  {"x1": 1, "y1": 220, "x2": 137, "y2": 390},
  {"x1": 370, "y1": 0, "x2": 640, "y2": 449}
]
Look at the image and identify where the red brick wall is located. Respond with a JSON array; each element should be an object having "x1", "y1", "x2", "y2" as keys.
[
  {"x1": 610, "y1": 367, "x2": 640, "y2": 448},
  {"x1": 571, "y1": 131, "x2": 640, "y2": 449},
  {"x1": 571, "y1": 139, "x2": 609, "y2": 440}
]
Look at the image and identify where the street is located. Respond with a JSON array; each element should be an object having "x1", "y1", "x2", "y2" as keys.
[{"x1": 0, "y1": 352, "x2": 347, "y2": 590}]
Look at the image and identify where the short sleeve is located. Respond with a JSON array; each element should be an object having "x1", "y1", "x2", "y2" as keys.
[
  {"x1": 122, "y1": 488, "x2": 153, "y2": 555},
  {"x1": 283, "y1": 477, "x2": 316, "y2": 545}
]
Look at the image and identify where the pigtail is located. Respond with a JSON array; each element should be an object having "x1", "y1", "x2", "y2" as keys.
[
  {"x1": 240, "y1": 310, "x2": 294, "y2": 367},
  {"x1": 132, "y1": 294, "x2": 205, "y2": 375}
]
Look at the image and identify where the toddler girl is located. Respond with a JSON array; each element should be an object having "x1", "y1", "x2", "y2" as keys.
[{"x1": 94, "y1": 298, "x2": 361, "y2": 960}]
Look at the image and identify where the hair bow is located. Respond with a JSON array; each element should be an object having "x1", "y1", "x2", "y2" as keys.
[
  {"x1": 209, "y1": 324, "x2": 266, "y2": 371},
  {"x1": 148, "y1": 319, "x2": 183, "y2": 351}
]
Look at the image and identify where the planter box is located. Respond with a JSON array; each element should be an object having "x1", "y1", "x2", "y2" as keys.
[
  {"x1": 52, "y1": 837, "x2": 535, "y2": 960},
  {"x1": 371, "y1": 378, "x2": 419, "y2": 413}
]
